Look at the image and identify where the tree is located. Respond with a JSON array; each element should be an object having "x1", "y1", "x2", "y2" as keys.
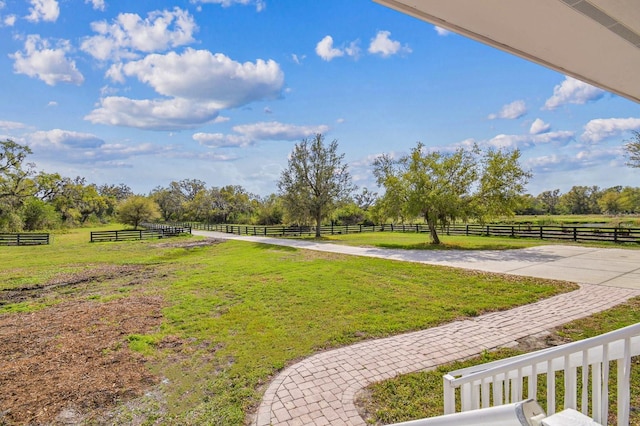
[
  {"x1": 150, "y1": 186, "x2": 183, "y2": 221},
  {"x1": 278, "y1": 134, "x2": 354, "y2": 237},
  {"x1": 624, "y1": 130, "x2": 640, "y2": 168},
  {"x1": 374, "y1": 143, "x2": 530, "y2": 244},
  {"x1": 558, "y1": 186, "x2": 601, "y2": 214},
  {"x1": 117, "y1": 196, "x2": 160, "y2": 229},
  {"x1": 537, "y1": 189, "x2": 561, "y2": 214},
  {"x1": 0, "y1": 140, "x2": 37, "y2": 226}
]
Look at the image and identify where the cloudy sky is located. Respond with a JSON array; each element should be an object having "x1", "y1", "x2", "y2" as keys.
[{"x1": 1, "y1": 0, "x2": 640, "y2": 196}]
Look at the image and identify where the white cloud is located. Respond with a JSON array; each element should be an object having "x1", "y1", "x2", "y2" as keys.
[
  {"x1": 526, "y1": 148, "x2": 620, "y2": 173},
  {"x1": 81, "y1": 7, "x2": 197, "y2": 61},
  {"x1": 47, "y1": 101, "x2": 57, "y2": 107},
  {"x1": 192, "y1": 0, "x2": 265, "y2": 12},
  {"x1": 232, "y1": 121, "x2": 329, "y2": 140},
  {"x1": 291, "y1": 53, "x2": 305, "y2": 65},
  {"x1": 193, "y1": 132, "x2": 251, "y2": 148},
  {"x1": 110, "y1": 49, "x2": 284, "y2": 106},
  {"x1": 213, "y1": 116, "x2": 230, "y2": 123},
  {"x1": 543, "y1": 76, "x2": 606, "y2": 110},
  {"x1": 0, "y1": 120, "x2": 27, "y2": 130},
  {"x1": 85, "y1": 0, "x2": 105, "y2": 11},
  {"x1": 29, "y1": 129, "x2": 104, "y2": 149},
  {"x1": 26, "y1": 0, "x2": 59, "y2": 22},
  {"x1": 85, "y1": 97, "x2": 221, "y2": 131},
  {"x1": 316, "y1": 35, "x2": 344, "y2": 61},
  {"x1": 11, "y1": 35, "x2": 84, "y2": 86},
  {"x1": 368, "y1": 30, "x2": 411, "y2": 57},
  {"x1": 490, "y1": 130, "x2": 573, "y2": 149},
  {"x1": 89, "y1": 49, "x2": 284, "y2": 130},
  {"x1": 488, "y1": 100, "x2": 527, "y2": 120},
  {"x1": 434, "y1": 26, "x2": 452, "y2": 36},
  {"x1": 26, "y1": 129, "x2": 169, "y2": 165},
  {"x1": 529, "y1": 118, "x2": 551, "y2": 135},
  {"x1": 3, "y1": 14, "x2": 16, "y2": 26},
  {"x1": 581, "y1": 117, "x2": 640, "y2": 143},
  {"x1": 194, "y1": 121, "x2": 330, "y2": 148}
]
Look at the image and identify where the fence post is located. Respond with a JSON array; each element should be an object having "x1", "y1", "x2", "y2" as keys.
[
  {"x1": 331, "y1": 223, "x2": 334, "y2": 235},
  {"x1": 540, "y1": 226, "x2": 544, "y2": 240},
  {"x1": 511, "y1": 226, "x2": 515, "y2": 238},
  {"x1": 486, "y1": 225, "x2": 490, "y2": 236},
  {"x1": 614, "y1": 228, "x2": 618, "y2": 243},
  {"x1": 574, "y1": 227, "x2": 577, "y2": 241},
  {"x1": 466, "y1": 225, "x2": 469, "y2": 236}
]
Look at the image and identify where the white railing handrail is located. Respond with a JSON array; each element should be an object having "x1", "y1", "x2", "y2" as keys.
[{"x1": 443, "y1": 322, "x2": 640, "y2": 426}]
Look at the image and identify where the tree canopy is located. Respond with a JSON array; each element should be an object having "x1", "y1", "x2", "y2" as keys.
[
  {"x1": 624, "y1": 130, "x2": 640, "y2": 168},
  {"x1": 278, "y1": 134, "x2": 354, "y2": 237},
  {"x1": 116, "y1": 196, "x2": 160, "y2": 229},
  {"x1": 374, "y1": 143, "x2": 530, "y2": 244}
]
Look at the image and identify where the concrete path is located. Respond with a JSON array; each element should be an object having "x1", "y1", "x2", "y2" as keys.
[{"x1": 193, "y1": 231, "x2": 640, "y2": 425}]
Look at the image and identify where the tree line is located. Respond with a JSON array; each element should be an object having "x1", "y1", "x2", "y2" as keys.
[{"x1": 2, "y1": 131, "x2": 639, "y2": 244}]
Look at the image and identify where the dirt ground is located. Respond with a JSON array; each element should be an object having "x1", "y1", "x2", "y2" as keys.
[{"x1": 0, "y1": 265, "x2": 165, "y2": 425}]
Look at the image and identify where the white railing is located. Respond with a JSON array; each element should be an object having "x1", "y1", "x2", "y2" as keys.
[{"x1": 443, "y1": 322, "x2": 640, "y2": 426}]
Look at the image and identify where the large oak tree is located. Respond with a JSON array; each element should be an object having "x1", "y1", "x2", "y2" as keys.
[
  {"x1": 278, "y1": 134, "x2": 354, "y2": 237},
  {"x1": 373, "y1": 142, "x2": 530, "y2": 244}
]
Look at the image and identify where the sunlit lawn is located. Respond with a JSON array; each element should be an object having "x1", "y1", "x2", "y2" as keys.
[
  {"x1": 317, "y1": 229, "x2": 640, "y2": 250},
  {"x1": 322, "y1": 231, "x2": 551, "y2": 250},
  {"x1": 0, "y1": 226, "x2": 577, "y2": 424}
]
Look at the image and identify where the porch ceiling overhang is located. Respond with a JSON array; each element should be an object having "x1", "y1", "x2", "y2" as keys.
[{"x1": 374, "y1": 0, "x2": 640, "y2": 103}]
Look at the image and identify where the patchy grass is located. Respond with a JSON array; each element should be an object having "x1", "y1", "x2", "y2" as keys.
[
  {"x1": 0, "y1": 226, "x2": 577, "y2": 425},
  {"x1": 358, "y1": 297, "x2": 640, "y2": 425}
]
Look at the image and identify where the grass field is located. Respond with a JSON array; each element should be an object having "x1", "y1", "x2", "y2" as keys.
[
  {"x1": 320, "y1": 230, "x2": 639, "y2": 250},
  {"x1": 0, "y1": 226, "x2": 576, "y2": 425},
  {"x1": 496, "y1": 214, "x2": 640, "y2": 226}
]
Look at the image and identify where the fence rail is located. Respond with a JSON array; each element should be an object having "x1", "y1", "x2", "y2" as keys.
[
  {"x1": 165, "y1": 222, "x2": 640, "y2": 244},
  {"x1": 140, "y1": 223, "x2": 192, "y2": 236},
  {"x1": 0, "y1": 233, "x2": 50, "y2": 246},
  {"x1": 90, "y1": 229, "x2": 166, "y2": 242},
  {"x1": 442, "y1": 323, "x2": 640, "y2": 425}
]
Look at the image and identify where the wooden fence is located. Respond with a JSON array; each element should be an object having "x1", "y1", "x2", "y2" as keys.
[
  {"x1": 0, "y1": 233, "x2": 50, "y2": 246},
  {"x1": 168, "y1": 221, "x2": 640, "y2": 245},
  {"x1": 445, "y1": 224, "x2": 640, "y2": 244},
  {"x1": 140, "y1": 223, "x2": 192, "y2": 236},
  {"x1": 91, "y1": 224, "x2": 191, "y2": 242}
]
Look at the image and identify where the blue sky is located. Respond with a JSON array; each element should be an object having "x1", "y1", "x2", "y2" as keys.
[{"x1": 1, "y1": 0, "x2": 640, "y2": 197}]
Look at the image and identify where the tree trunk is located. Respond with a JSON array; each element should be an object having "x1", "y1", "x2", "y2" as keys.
[
  {"x1": 315, "y1": 210, "x2": 322, "y2": 238},
  {"x1": 425, "y1": 212, "x2": 441, "y2": 244}
]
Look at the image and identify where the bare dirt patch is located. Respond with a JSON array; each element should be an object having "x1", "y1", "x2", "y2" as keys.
[
  {"x1": 150, "y1": 238, "x2": 223, "y2": 249},
  {"x1": 0, "y1": 265, "x2": 151, "y2": 305},
  {"x1": 0, "y1": 279, "x2": 164, "y2": 424}
]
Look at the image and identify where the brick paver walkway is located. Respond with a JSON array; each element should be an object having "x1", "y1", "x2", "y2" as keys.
[
  {"x1": 191, "y1": 231, "x2": 640, "y2": 426},
  {"x1": 252, "y1": 283, "x2": 639, "y2": 426}
]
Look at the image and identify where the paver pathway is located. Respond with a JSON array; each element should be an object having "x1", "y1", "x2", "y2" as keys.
[{"x1": 192, "y1": 231, "x2": 640, "y2": 425}]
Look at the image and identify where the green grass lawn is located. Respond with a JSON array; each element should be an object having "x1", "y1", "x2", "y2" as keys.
[
  {"x1": 318, "y1": 229, "x2": 640, "y2": 250},
  {"x1": 0, "y1": 226, "x2": 577, "y2": 424},
  {"x1": 497, "y1": 214, "x2": 640, "y2": 226},
  {"x1": 359, "y1": 297, "x2": 640, "y2": 425},
  {"x1": 321, "y1": 231, "x2": 548, "y2": 250}
]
